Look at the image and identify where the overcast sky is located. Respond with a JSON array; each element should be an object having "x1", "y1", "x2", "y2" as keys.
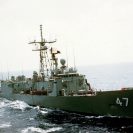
[{"x1": 0, "y1": 0, "x2": 133, "y2": 72}]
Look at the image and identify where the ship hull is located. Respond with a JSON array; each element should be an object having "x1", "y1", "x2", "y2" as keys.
[{"x1": 1, "y1": 89, "x2": 133, "y2": 118}]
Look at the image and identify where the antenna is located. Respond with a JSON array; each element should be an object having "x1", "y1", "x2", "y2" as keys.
[
  {"x1": 0, "y1": 66, "x2": 3, "y2": 80},
  {"x1": 39, "y1": 25, "x2": 44, "y2": 75},
  {"x1": 6, "y1": 63, "x2": 10, "y2": 80},
  {"x1": 40, "y1": 24, "x2": 43, "y2": 42},
  {"x1": 1, "y1": 72, "x2": 3, "y2": 80},
  {"x1": 66, "y1": 47, "x2": 68, "y2": 67},
  {"x1": 73, "y1": 48, "x2": 76, "y2": 70},
  {"x1": 8, "y1": 71, "x2": 9, "y2": 80}
]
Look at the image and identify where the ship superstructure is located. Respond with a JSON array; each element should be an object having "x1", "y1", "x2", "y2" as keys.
[{"x1": 0, "y1": 25, "x2": 92, "y2": 97}]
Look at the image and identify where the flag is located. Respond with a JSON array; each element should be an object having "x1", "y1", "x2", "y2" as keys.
[{"x1": 51, "y1": 47, "x2": 60, "y2": 54}]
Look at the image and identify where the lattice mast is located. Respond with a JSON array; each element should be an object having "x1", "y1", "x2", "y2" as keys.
[
  {"x1": 29, "y1": 25, "x2": 56, "y2": 77},
  {"x1": 39, "y1": 25, "x2": 45, "y2": 75}
]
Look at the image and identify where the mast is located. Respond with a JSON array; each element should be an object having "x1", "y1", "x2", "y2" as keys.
[
  {"x1": 39, "y1": 25, "x2": 44, "y2": 75},
  {"x1": 29, "y1": 25, "x2": 56, "y2": 78}
]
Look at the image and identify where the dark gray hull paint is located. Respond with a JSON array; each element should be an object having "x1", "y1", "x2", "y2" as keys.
[{"x1": 2, "y1": 89, "x2": 133, "y2": 117}]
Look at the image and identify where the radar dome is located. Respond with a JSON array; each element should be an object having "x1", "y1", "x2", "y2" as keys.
[{"x1": 60, "y1": 59, "x2": 66, "y2": 66}]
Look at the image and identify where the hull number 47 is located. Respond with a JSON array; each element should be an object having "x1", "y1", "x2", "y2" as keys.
[{"x1": 116, "y1": 97, "x2": 128, "y2": 107}]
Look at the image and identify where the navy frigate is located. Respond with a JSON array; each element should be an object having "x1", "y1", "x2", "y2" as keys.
[{"x1": 0, "y1": 25, "x2": 133, "y2": 118}]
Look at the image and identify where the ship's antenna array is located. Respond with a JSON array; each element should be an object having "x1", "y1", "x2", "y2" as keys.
[
  {"x1": 29, "y1": 25, "x2": 56, "y2": 78},
  {"x1": 66, "y1": 47, "x2": 68, "y2": 67},
  {"x1": 73, "y1": 48, "x2": 76, "y2": 70}
]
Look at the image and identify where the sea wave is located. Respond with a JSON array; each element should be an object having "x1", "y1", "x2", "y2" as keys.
[
  {"x1": 0, "y1": 98, "x2": 32, "y2": 111},
  {"x1": 33, "y1": 106, "x2": 49, "y2": 114},
  {"x1": 0, "y1": 98, "x2": 133, "y2": 132},
  {"x1": 0, "y1": 122, "x2": 12, "y2": 128},
  {"x1": 21, "y1": 126, "x2": 62, "y2": 133},
  {"x1": 9, "y1": 100, "x2": 32, "y2": 111},
  {"x1": 0, "y1": 98, "x2": 11, "y2": 108}
]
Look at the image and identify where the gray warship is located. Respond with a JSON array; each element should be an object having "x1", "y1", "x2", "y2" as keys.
[{"x1": 0, "y1": 25, "x2": 133, "y2": 118}]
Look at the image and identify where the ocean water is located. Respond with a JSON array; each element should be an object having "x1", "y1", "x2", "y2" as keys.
[
  {"x1": 0, "y1": 63, "x2": 133, "y2": 133},
  {"x1": 0, "y1": 98, "x2": 133, "y2": 133},
  {"x1": 79, "y1": 63, "x2": 133, "y2": 91}
]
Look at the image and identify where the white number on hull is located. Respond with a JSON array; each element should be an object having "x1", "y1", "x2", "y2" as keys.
[{"x1": 116, "y1": 97, "x2": 128, "y2": 107}]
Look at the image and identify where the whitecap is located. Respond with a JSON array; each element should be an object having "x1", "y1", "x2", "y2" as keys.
[
  {"x1": 21, "y1": 127, "x2": 43, "y2": 133},
  {"x1": 0, "y1": 123, "x2": 12, "y2": 128},
  {"x1": 9, "y1": 100, "x2": 32, "y2": 111},
  {"x1": 0, "y1": 99, "x2": 12, "y2": 108},
  {"x1": 0, "y1": 101, "x2": 6, "y2": 108},
  {"x1": 21, "y1": 126, "x2": 62, "y2": 133},
  {"x1": 45, "y1": 127, "x2": 62, "y2": 133},
  {"x1": 34, "y1": 106, "x2": 48, "y2": 114},
  {"x1": 39, "y1": 110, "x2": 47, "y2": 114}
]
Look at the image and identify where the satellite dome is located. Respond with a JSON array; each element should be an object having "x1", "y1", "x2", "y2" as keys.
[{"x1": 60, "y1": 59, "x2": 66, "y2": 66}]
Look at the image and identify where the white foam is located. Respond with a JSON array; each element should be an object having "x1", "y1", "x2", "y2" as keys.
[
  {"x1": 0, "y1": 98, "x2": 33, "y2": 111},
  {"x1": 21, "y1": 127, "x2": 62, "y2": 133},
  {"x1": 34, "y1": 106, "x2": 48, "y2": 114},
  {"x1": 9, "y1": 100, "x2": 32, "y2": 111},
  {"x1": 45, "y1": 127, "x2": 62, "y2": 133},
  {"x1": 39, "y1": 110, "x2": 48, "y2": 114},
  {"x1": 0, "y1": 99, "x2": 11, "y2": 108},
  {"x1": 0, "y1": 101, "x2": 5, "y2": 108},
  {"x1": 0, "y1": 123, "x2": 11, "y2": 128}
]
